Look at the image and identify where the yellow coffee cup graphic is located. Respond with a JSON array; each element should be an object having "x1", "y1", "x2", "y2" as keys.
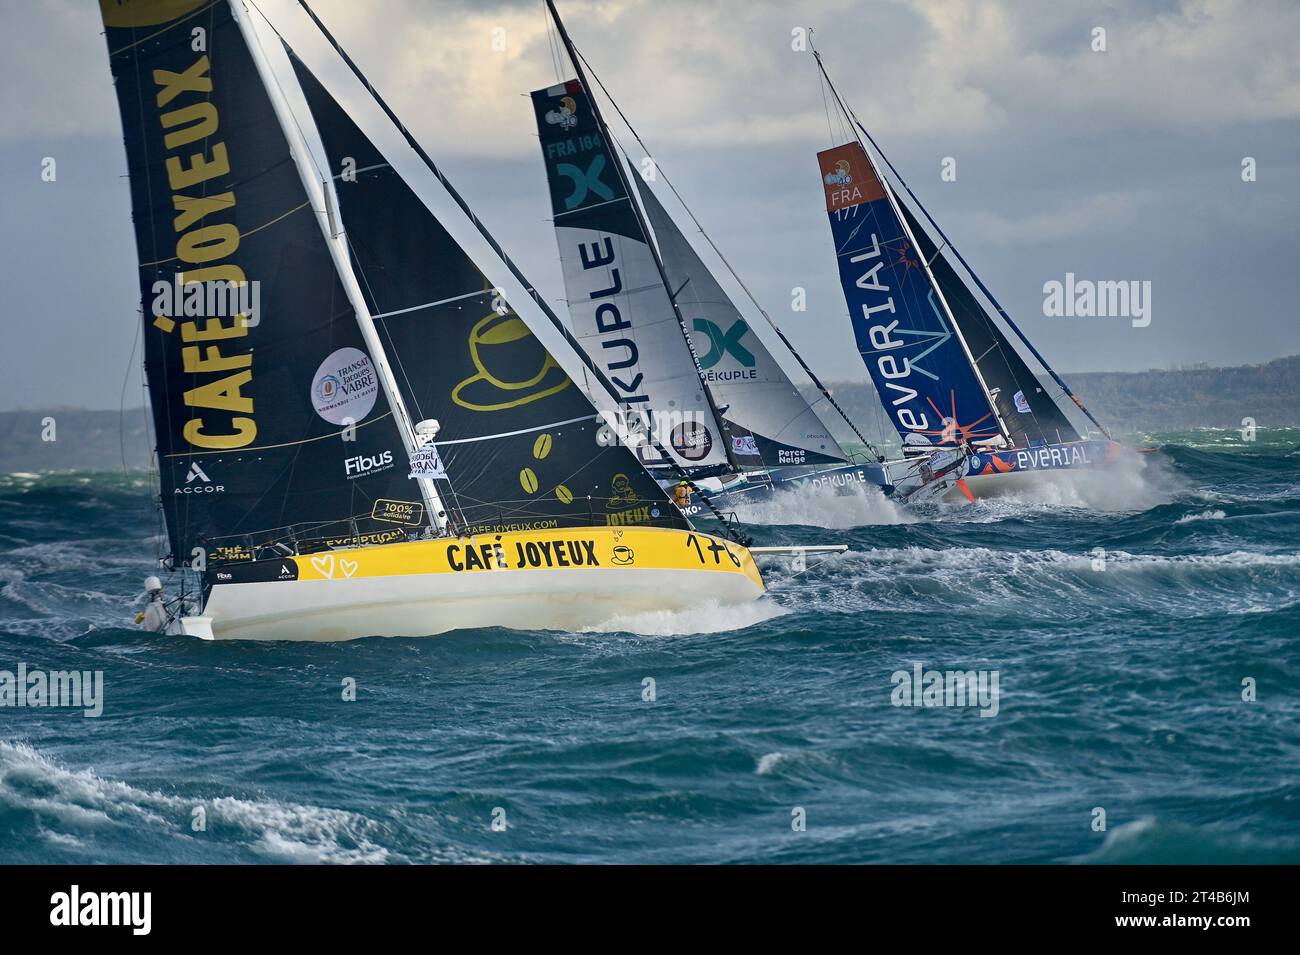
[{"x1": 451, "y1": 312, "x2": 571, "y2": 412}]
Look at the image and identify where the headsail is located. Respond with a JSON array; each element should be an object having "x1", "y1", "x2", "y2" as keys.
[
  {"x1": 290, "y1": 54, "x2": 685, "y2": 535},
  {"x1": 895, "y1": 201, "x2": 1081, "y2": 447},
  {"x1": 100, "y1": 0, "x2": 431, "y2": 565},
  {"x1": 818, "y1": 141, "x2": 1004, "y2": 451},
  {"x1": 531, "y1": 80, "x2": 730, "y2": 472},
  {"x1": 632, "y1": 177, "x2": 847, "y2": 468}
]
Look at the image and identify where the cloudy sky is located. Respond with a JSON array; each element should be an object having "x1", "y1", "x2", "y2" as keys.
[{"x1": 2, "y1": 0, "x2": 1297, "y2": 411}]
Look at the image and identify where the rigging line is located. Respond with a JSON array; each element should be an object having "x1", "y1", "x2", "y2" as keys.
[
  {"x1": 836, "y1": 107, "x2": 1111, "y2": 441},
  {"x1": 545, "y1": 7, "x2": 744, "y2": 480},
  {"x1": 107, "y1": 0, "x2": 220, "y2": 55},
  {"x1": 575, "y1": 46, "x2": 884, "y2": 463},
  {"x1": 162, "y1": 412, "x2": 393, "y2": 456},
  {"x1": 371, "y1": 287, "x2": 485, "y2": 319},
  {"x1": 294, "y1": 0, "x2": 747, "y2": 544},
  {"x1": 432, "y1": 415, "x2": 594, "y2": 446},
  {"x1": 119, "y1": 307, "x2": 142, "y2": 480},
  {"x1": 343, "y1": 231, "x2": 470, "y2": 530},
  {"x1": 246, "y1": 0, "x2": 331, "y2": 186},
  {"x1": 137, "y1": 199, "x2": 311, "y2": 266}
]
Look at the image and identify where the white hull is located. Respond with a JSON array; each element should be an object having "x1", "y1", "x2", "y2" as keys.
[
  {"x1": 176, "y1": 526, "x2": 766, "y2": 642},
  {"x1": 196, "y1": 566, "x2": 761, "y2": 642}
]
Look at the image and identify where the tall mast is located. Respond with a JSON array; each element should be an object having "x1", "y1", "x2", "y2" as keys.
[
  {"x1": 228, "y1": 0, "x2": 450, "y2": 534},
  {"x1": 542, "y1": 0, "x2": 742, "y2": 473},
  {"x1": 845, "y1": 115, "x2": 1112, "y2": 440},
  {"x1": 811, "y1": 44, "x2": 1013, "y2": 446},
  {"x1": 569, "y1": 45, "x2": 885, "y2": 463},
  {"x1": 287, "y1": 0, "x2": 749, "y2": 541}
]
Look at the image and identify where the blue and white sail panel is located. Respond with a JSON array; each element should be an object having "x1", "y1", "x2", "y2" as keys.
[
  {"x1": 531, "y1": 80, "x2": 729, "y2": 471},
  {"x1": 633, "y1": 176, "x2": 846, "y2": 468},
  {"x1": 818, "y1": 142, "x2": 1000, "y2": 450}
]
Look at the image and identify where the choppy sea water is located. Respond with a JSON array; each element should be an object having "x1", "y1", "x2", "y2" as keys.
[{"x1": 2, "y1": 429, "x2": 1298, "y2": 864}]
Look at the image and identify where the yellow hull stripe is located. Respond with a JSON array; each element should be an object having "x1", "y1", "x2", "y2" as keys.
[{"x1": 291, "y1": 526, "x2": 765, "y2": 592}]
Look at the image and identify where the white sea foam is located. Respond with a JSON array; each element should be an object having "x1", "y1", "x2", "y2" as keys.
[
  {"x1": 581, "y1": 597, "x2": 785, "y2": 636},
  {"x1": 1175, "y1": 508, "x2": 1227, "y2": 524},
  {"x1": 756, "y1": 752, "x2": 788, "y2": 776},
  {"x1": 730, "y1": 479, "x2": 913, "y2": 528},
  {"x1": 0, "y1": 740, "x2": 390, "y2": 864},
  {"x1": 955, "y1": 449, "x2": 1179, "y2": 517}
]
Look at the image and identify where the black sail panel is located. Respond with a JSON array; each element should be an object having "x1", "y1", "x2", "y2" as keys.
[
  {"x1": 897, "y1": 201, "x2": 1081, "y2": 446},
  {"x1": 100, "y1": 0, "x2": 426, "y2": 565},
  {"x1": 288, "y1": 53, "x2": 685, "y2": 534}
]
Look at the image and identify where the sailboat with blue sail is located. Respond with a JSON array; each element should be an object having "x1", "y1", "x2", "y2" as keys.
[
  {"x1": 810, "y1": 41, "x2": 1128, "y2": 501},
  {"x1": 529, "y1": 1, "x2": 967, "y2": 517}
]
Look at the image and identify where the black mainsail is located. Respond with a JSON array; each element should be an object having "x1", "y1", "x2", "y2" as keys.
[
  {"x1": 288, "y1": 54, "x2": 685, "y2": 535},
  {"x1": 100, "y1": 0, "x2": 429, "y2": 566}
]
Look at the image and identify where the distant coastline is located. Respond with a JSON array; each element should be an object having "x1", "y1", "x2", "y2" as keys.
[{"x1": 3, "y1": 355, "x2": 1298, "y2": 472}]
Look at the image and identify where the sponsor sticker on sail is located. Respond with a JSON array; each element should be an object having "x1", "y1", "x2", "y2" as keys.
[
  {"x1": 732, "y1": 434, "x2": 760, "y2": 457},
  {"x1": 312, "y1": 347, "x2": 379, "y2": 425},
  {"x1": 1014, "y1": 390, "x2": 1031, "y2": 414},
  {"x1": 408, "y1": 445, "x2": 448, "y2": 480}
]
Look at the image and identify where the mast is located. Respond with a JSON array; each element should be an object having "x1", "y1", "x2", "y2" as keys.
[
  {"x1": 811, "y1": 44, "x2": 1013, "y2": 447},
  {"x1": 846, "y1": 116, "x2": 1112, "y2": 440},
  {"x1": 288, "y1": 0, "x2": 749, "y2": 541},
  {"x1": 228, "y1": 0, "x2": 449, "y2": 534},
  {"x1": 570, "y1": 47, "x2": 886, "y2": 462},
  {"x1": 542, "y1": 0, "x2": 742, "y2": 473}
]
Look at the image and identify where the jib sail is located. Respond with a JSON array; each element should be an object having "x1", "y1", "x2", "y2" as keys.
[
  {"x1": 100, "y1": 0, "x2": 429, "y2": 565},
  {"x1": 818, "y1": 141, "x2": 1004, "y2": 451},
  {"x1": 531, "y1": 79, "x2": 731, "y2": 472},
  {"x1": 290, "y1": 53, "x2": 685, "y2": 535},
  {"x1": 632, "y1": 176, "x2": 847, "y2": 468}
]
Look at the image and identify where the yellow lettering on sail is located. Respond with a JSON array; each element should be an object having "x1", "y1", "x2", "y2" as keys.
[
  {"x1": 172, "y1": 192, "x2": 235, "y2": 232},
  {"x1": 166, "y1": 143, "x2": 230, "y2": 191},
  {"x1": 182, "y1": 416, "x2": 257, "y2": 450},
  {"x1": 182, "y1": 345, "x2": 254, "y2": 375},
  {"x1": 181, "y1": 315, "x2": 251, "y2": 343},
  {"x1": 100, "y1": 0, "x2": 208, "y2": 30},
  {"x1": 161, "y1": 102, "x2": 218, "y2": 150},
  {"x1": 184, "y1": 371, "x2": 254, "y2": 413},
  {"x1": 154, "y1": 56, "x2": 211, "y2": 108},
  {"x1": 176, "y1": 222, "x2": 240, "y2": 264}
]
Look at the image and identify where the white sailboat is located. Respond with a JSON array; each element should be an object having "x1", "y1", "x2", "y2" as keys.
[
  {"x1": 528, "y1": 1, "x2": 968, "y2": 513},
  {"x1": 101, "y1": 0, "x2": 780, "y2": 641}
]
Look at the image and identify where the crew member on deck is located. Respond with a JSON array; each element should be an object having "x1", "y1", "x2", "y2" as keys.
[{"x1": 672, "y1": 481, "x2": 692, "y2": 511}]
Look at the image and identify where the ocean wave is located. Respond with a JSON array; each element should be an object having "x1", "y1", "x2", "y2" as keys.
[
  {"x1": 580, "y1": 596, "x2": 786, "y2": 637},
  {"x1": 1078, "y1": 816, "x2": 1300, "y2": 864},
  {"x1": 0, "y1": 740, "x2": 391, "y2": 864}
]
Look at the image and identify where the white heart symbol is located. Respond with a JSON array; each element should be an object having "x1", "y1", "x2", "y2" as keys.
[
  {"x1": 311, "y1": 554, "x2": 335, "y2": 579},
  {"x1": 339, "y1": 559, "x2": 359, "y2": 579}
]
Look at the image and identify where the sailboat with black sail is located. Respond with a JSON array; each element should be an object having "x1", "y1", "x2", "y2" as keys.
[{"x1": 100, "y1": 0, "x2": 775, "y2": 641}]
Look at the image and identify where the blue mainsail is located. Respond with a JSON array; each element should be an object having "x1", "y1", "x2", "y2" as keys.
[{"x1": 818, "y1": 142, "x2": 1002, "y2": 450}]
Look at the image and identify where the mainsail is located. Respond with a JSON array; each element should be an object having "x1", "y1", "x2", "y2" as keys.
[
  {"x1": 818, "y1": 141, "x2": 1005, "y2": 451},
  {"x1": 99, "y1": 0, "x2": 432, "y2": 565},
  {"x1": 531, "y1": 80, "x2": 731, "y2": 472},
  {"x1": 289, "y1": 54, "x2": 684, "y2": 535},
  {"x1": 632, "y1": 176, "x2": 847, "y2": 468}
]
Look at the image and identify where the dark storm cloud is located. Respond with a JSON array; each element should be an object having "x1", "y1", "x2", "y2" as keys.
[{"x1": 1, "y1": 0, "x2": 1297, "y2": 409}]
